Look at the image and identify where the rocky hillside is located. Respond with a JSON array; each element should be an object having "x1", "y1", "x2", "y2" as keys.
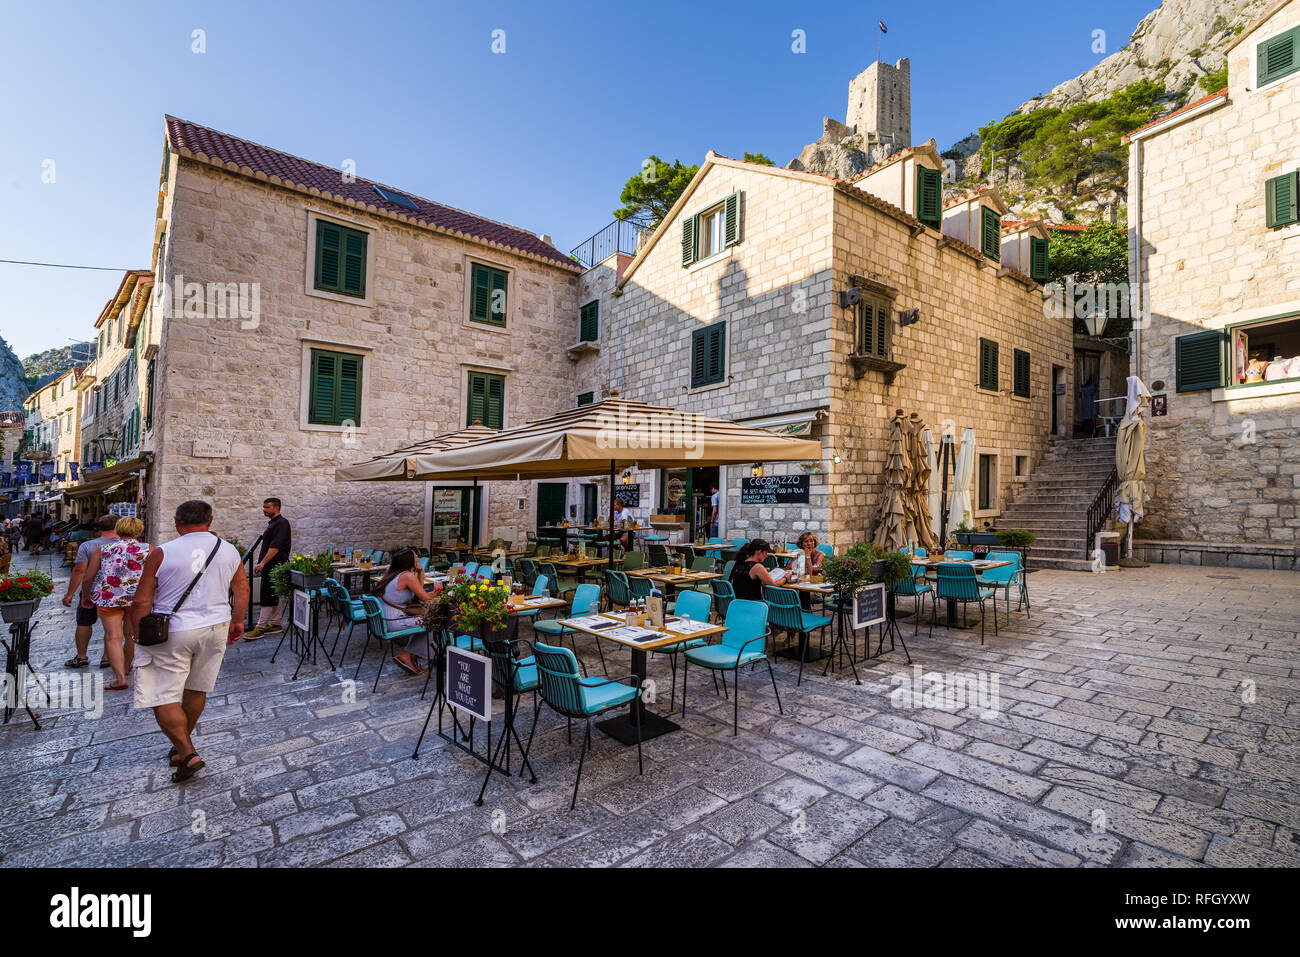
[
  {"x1": 0, "y1": 337, "x2": 30, "y2": 413},
  {"x1": 23, "y1": 342, "x2": 95, "y2": 392}
]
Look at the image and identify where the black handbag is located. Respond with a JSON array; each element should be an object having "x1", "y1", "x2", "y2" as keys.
[{"x1": 136, "y1": 537, "x2": 223, "y2": 647}]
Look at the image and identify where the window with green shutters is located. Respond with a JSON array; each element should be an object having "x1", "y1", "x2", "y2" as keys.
[
  {"x1": 690, "y1": 322, "x2": 726, "y2": 388},
  {"x1": 308, "y1": 349, "x2": 363, "y2": 426},
  {"x1": 1013, "y1": 348, "x2": 1031, "y2": 397},
  {"x1": 579, "y1": 300, "x2": 599, "y2": 341},
  {"x1": 979, "y1": 338, "x2": 999, "y2": 391},
  {"x1": 314, "y1": 220, "x2": 367, "y2": 297},
  {"x1": 980, "y1": 207, "x2": 1002, "y2": 261},
  {"x1": 682, "y1": 192, "x2": 742, "y2": 266},
  {"x1": 916, "y1": 166, "x2": 943, "y2": 228},
  {"x1": 577, "y1": 391, "x2": 594, "y2": 406},
  {"x1": 470, "y1": 263, "x2": 509, "y2": 326},
  {"x1": 1175, "y1": 331, "x2": 1225, "y2": 392},
  {"x1": 1258, "y1": 26, "x2": 1300, "y2": 87},
  {"x1": 856, "y1": 296, "x2": 890, "y2": 358},
  {"x1": 1029, "y1": 236, "x2": 1050, "y2": 281},
  {"x1": 467, "y1": 371, "x2": 505, "y2": 428},
  {"x1": 145, "y1": 358, "x2": 156, "y2": 431},
  {"x1": 1266, "y1": 171, "x2": 1299, "y2": 228}
]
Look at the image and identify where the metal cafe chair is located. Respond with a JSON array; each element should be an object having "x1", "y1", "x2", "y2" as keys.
[
  {"x1": 533, "y1": 642, "x2": 642, "y2": 810},
  {"x1": 680, "y1": 599, "x2": 783, "y2": 735},
  {"x1": 931, "y1": 563, "x2": 998, "y2": 644},
  {"x1": 474, "y1": 621, "x2": 540, "y2": 805},
  {"x1": 356, "y1": 596, "x2": 431, "y2": 693},
  {"x1": 984, "y1": 549, "x2": 1030, "y2": 617},
  {"x1": 763, "y1": 585, "x2": 832, "y2": 686},
  {"x1": 532, "y1": 582, "x2": 605, "y2": 676}
]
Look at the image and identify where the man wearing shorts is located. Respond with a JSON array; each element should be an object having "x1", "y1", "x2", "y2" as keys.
[
  {"x1": 129, "y1": 499, "x2": 248, "y2": 783},
  {"x1": 62, "y1": 514, "x2": 120, "y2": 669}
]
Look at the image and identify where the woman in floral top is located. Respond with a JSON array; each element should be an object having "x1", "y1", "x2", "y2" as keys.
[{"x1": 81, "y1": 516, "x2": 150, "y2": 690}]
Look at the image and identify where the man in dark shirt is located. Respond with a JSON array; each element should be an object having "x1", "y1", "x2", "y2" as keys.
[{"x1": 244, "y1": 497, "x2": 291, "y2": 640}]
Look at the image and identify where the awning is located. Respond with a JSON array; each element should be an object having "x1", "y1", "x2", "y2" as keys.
[
  {"x1": 63, "y1": 454, "x2": 152, "y2": 501},
  {"x1": 736, "y1": 407, "x2": 828, "y2": 437}
]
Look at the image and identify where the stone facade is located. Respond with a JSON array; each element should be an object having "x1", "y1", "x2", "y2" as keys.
[
  {"x1": 20, "y1": 368, "x2": 81, "y2": 511},
  {"x1": 589, "y1": 153, "x2": 1072, "y2": 550},
  {"x1": 144, "y1": 138, "x2": 581, "y2": 551},
  {"x1": 1127, "y1": 0, "x2": 1300, "y2": 551}
]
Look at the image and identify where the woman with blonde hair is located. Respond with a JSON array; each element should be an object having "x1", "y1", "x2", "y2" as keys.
[
  {"x1": 81, "y1": 516, "x2": 150, "y2": 690},
  {"x1": 795, "y1": 532, "x2": 826, "y2": 575}
]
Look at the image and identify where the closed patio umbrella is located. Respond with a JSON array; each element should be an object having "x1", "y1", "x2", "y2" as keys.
[
  {"x1": 948, "y1": 428, "x2": 976, "y2": 536},
  {"x1": 922, "y1": 428, "x2": 942, "y2": 541},
  {"x1": 873, "y1": 409, "x2": 912, "y2": 551},
  {"x1": 904, "y1": 413, "x2": 938, "y2": 550},
  {"x1": 1116, "y1": 376, "x2": 1152, "y2": 557}
]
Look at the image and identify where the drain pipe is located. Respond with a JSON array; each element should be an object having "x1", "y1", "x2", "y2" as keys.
[{"x1": 1131, "y1": 137, "x2": 1143, "y2": 379}]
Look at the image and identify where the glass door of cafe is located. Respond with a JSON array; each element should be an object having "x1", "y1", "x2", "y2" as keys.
[{"x1": 430, "y1": 486, "x2": 478, "y2": 548}]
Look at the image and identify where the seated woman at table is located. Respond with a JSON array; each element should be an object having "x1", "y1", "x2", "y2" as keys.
[
  {"x1": 795, "y1": 532, "x2": 826, "y2": 575},
  {"x1": 729, "y1": 539, "x2": 781, "y2": 601},
  {"x1": 374, "y1": 549, "x2": 439, "y2": 676}
]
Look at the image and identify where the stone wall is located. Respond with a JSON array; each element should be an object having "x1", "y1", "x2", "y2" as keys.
[
  {"x1": 1129, "y1": 1, "x2": 1300, "y2": 548},
  {"x1": 150, "y1": 157, "x2": 580, "y2": 550}
]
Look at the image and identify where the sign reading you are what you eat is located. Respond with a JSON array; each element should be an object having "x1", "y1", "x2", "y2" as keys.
[{"x1": 740, "y1": 474, "x2": 810, "y2": 505}]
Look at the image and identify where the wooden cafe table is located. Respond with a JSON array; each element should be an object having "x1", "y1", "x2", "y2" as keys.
[
  {"x1": 555, "y1": 611, "x2": 726, "y2": 744},
  {"x1": 547, "y1": 555, "x2": 608, "y2": 583},
  {"x1": 624, "y1": 566, "x2": 721, "y2": 596},
  {"x1": 910, "y1": 557, "x2": 1013, "y2": 628}
]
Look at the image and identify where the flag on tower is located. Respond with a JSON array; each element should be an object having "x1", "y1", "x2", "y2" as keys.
[{"x1": 879, "y1": 20, "x2": 888, "y2": 33}]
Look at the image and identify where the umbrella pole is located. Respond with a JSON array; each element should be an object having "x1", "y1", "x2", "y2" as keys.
[
  {"x1": 471, "y1": 477, "x2": 479, "y2": 548},
  {"x1": 607, "y1": 460, "x2": 616, "y2": 570}
]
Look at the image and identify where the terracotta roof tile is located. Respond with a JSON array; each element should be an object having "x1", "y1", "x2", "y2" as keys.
[
  {"x1": 165, "y1": 117, "x2": 577, "y2": 270},
  {"x1": 1123, "y1": 89, "x2": 1228, "y2": 141}
]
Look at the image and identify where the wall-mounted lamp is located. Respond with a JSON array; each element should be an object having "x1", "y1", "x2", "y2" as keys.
[
  {"x1": 621, "y1": 472, "x2": 632, "y2": 485},
  {"x1": 832, "y1": 454, "x2": 841, "y2": 465},
  {"x1": 750, "y1": 463, "x2": 763, "y2": 478}
]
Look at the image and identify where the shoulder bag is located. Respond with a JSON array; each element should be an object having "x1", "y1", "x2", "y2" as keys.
[{"x1": 136, "y1": 536, "x2": 223, "y2": 647}]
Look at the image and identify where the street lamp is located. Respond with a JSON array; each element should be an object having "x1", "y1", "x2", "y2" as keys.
[{"x1": 94, "y1": 435, "x2": 121, "y2": 463}]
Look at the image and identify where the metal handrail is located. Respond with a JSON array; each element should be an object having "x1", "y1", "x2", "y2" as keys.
[
  {"x1": 1084, "y1": 467, "x2": 1118, "y2": 558},
  {"x1": 569, "y1": 219, "x2": 651, "y2": 269}
]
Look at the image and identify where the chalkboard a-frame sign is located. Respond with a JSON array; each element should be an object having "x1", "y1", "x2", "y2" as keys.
[
  {"x1": 614, "y1": 485, "x2": 641, "y2": 507},
  {"x1": 445, "y1": 646, "x2": 491, "y2": 722},
  {"x1": 740, "y1": 474, "x2": 810, "y2": 505},
  {"x1": 852, "y1": 583, "x2": 887, "y2": 630}
]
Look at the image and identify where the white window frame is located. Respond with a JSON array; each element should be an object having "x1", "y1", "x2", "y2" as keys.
[
  {"x1": 304, "y1": 208, "x2": 377, "y2": 308},
  {"x1": 297, "y1": 338, "x2": 373, "y2": 434},
  {"x1": 974, "y1": 449, "x2": 1000, "y2": 517}
]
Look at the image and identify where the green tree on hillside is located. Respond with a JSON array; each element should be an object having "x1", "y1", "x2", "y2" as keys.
[
  {"x1": 1047, "y1": 219, "x2": 1133, "y2": 337},
  {"x1": 614, "y1": 157, "x2": 700, "y2": 226}
]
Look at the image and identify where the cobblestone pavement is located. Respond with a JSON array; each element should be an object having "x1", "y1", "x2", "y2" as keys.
[{"x1": 3, "y1": 553, "x2": 1298, "y2": 868}]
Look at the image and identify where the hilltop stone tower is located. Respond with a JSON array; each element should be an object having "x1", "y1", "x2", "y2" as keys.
[
  {"x1": 788, "y1": 57, "x2": 913, "y2": 180},
  {"x1": 847, "y1": 58, "x2": 911, "y2": 159}
]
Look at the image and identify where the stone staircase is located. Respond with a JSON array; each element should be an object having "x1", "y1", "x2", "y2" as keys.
[{"x1": 999, "y1": 436, "x2": 1117, "y2": 572}]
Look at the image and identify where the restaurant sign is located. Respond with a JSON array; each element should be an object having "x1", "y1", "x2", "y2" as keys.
[
  {"x1": 740, "y1": 474, "x2": 810, "y2": 505},
  {"x1": 445, "y1": 646, "x2": 491, "y2": 722},
  {"x1": 852, "y1": 583, "x2": 887, "y2": 630},
  {"x1": 613, "y1": 485, "x2": 640, "y2": 507}
]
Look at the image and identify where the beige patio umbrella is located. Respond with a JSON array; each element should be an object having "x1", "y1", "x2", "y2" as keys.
[
  {"x1": 1116, "y1": 376, "x2": 1152, "y2": 558},
  {"x1": 334, "y1": 424, "x2": 499, "y2": 481},
  {"x1": 904, "y1": 412, "x2": 938, "y2": 550},
  {"x1": 948, "y1": 428, "x2": 976, "y2": 536},
  {"x1": 921, "y1": 428, "x2": 942, "y2": 541},
  {"x1": 873, "y1": 410, "x2": 912, "y2": 551},
  {"x1": 410, "y1": 394, "x2": 822, "y2": 567}
]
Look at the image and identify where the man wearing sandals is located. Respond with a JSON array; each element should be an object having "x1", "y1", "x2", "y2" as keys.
[
  {"x1": 129, "y1": 500, "x2": 249, "y2": 783},
  {"x1": 61, "y1": 514, "x2": 119, "y2": 671}
]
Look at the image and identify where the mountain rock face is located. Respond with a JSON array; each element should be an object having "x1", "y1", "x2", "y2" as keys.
[
  {"x1": 1016, "y1": 0, "x2": 1270, "y2": 115},
  {"x1": 0, "y1": 337, "x2": 29, "y2": 414}
]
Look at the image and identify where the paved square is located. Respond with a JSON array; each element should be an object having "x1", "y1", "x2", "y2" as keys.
[{"x1": 2, "y1": 557, "x2": 1298, "y2": 867}]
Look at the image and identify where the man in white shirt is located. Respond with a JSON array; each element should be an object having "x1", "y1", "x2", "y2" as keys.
[
  {"x1": 709, "y1": 485, "x2": 720, "y2": 539},
  {"x1": 129, "y1": 499, "x2": 249, "y2": 783}
]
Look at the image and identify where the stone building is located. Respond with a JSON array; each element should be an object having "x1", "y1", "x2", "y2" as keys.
[
  {"x1": 572, "y1": 144, "x2": 1072, "y2": 550},
  {"x1": 1125, "y1": 0, "x2": 1300, "y2": 570},
  {"x1": 19, "y1": 367, "x2": 82, "y2": 514},
  {"x1": 133, "y1": 117, "x2": 581, "y2": 549}
]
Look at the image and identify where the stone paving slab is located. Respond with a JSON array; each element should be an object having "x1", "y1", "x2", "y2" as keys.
[{"x1": 1, "y1": 555, "x2": 1298, "y2": 867}]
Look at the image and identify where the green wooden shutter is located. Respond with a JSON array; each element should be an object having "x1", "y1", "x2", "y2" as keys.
[
  {"x1": 316, "y1": 222, "x2": 341, "y2": 291},
  {"x1": 337, "y1": 354, "x2": 362, "y2": 424},
  {"x1": 471, "y1": 265, "x2": 491, "y2": 321},
  {"x1": 467, "y1": 372, "x2": 504, "y2": 427},
  {"x1": 467, "y1": 372, "x2": 486, "y2": 425},
  {"x1": 724, "y1": 192, "x2": 741, "y2": 247},
  {"x1": 485, "y1": 375, "x2": 504, "y2": 428},
  {"x1": 1266, "y1": 172, "x2": 1299, "y2": 228},
  {"x1": 1175, "y1": 331, "x2": 1226, "y2": 392},
  {"x1": 706, "y1": 322, "x2": 726, "y2": 384},
  {"x1": 1013, "y1": 349, "x2": 1031, "y2": 397},
  {"x1": 691, "y1": 327, "x2": 708, "y2": 387},
  {"x1": 342, "y1": 231, "x2": 366, "y2": 296},
  {"x1": 979, "y1": 338, "x2": 999, "y2": 390},
  {"x1": 577, "y1": 391, "x2": 594, "y2": 406},
  {"x1": 580, "y1": 301, "x2": 599, "y2": 341},
  {"x1": 1029, "y1": 236, "x2": 1050, "y2": 281},
  {"x1": 981, "y1": 208, "x2": 1002, "y2": 261},
  {"x1": 490, "y1": 267, "x2": 508, "y2": 323},
  {"x1": 1259, "y1": 27, "x2": 1300, "y2": 86},
  {"x1": 916, "y1": 167, "x2": 942, "y2": 228},
  {"x1": 310, "y1": 351, "x2": 337, "y2": 424},
  {"x1": 681, "y1": 216, "x2": 697, "y2": 266}
]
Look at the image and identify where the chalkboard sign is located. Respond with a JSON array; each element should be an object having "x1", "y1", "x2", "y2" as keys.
[
  {"x1": 445, "y1": 646, "x2": 491, "y2": 722},
  {"x1": 740, "y1": 474, "x2": 810, "y2": 505},
  {"x1": 614, "y1": 485, "x2": 640, "y2": 507},
  {"x1": 851, "y1": 584, "x2": 887, "y2": 630}
]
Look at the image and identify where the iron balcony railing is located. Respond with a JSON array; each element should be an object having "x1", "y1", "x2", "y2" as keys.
[
  {"x1": 1085, "y1": 467, "x2": 1119, "y2": 560},
  {"x1": 569, "y1": 219, "x2": 652, "y2": 270}
]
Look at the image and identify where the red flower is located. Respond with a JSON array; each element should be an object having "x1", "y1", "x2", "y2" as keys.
[
  {"x1": 125, "y1": 561, "x2": 142, "y2": 571},
  {"x1": 105, "y1": 576, "x2": 122, "y2": 587}
]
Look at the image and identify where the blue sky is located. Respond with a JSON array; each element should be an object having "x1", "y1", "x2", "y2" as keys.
[{"x1": 0, "y1": 0, "x2": 1156, "y2": 360}]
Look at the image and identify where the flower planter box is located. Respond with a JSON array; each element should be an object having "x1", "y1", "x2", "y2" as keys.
[
  {"x1": 290, "y1": 571, "x2": 326, "y2": 591},
  {"x1": 1, "y1": 598, "x2": 42, "y2": 624}
]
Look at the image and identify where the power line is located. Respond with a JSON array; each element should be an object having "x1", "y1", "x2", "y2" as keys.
[{"x1": 0, "y1": 259, "x2": 134, "y2": 272}]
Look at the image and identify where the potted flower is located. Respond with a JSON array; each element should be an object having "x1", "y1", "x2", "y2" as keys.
[
  {"x1": 822, "y1": 543, "x2": 878, "y2": 595},
  {"x1": 288, "y1": 552, "x2": 333, "y2": 592},
  {"x1": 447, "y1": 575, "x2": 514, "y2": 639},
  {"x1": 0, "y1": 568, "x2": 55, "y2": 623}
]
